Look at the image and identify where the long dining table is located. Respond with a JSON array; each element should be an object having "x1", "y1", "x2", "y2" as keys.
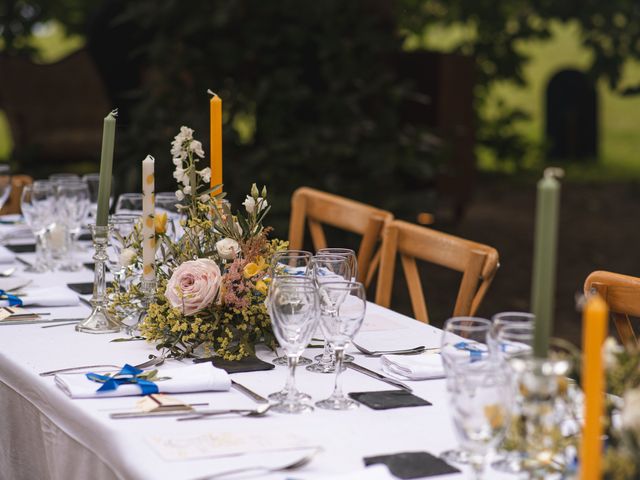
[{"x1": 0, "y1": 240, "x2": 515, "y2": 480}]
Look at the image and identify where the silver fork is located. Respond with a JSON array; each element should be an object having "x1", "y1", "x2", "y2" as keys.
[
  {"x1": 351, "y1": 341, "x2": 433, "y2": 356},
  {"x1": 190, "y1": 447, "x2": 322, "y2": 480},
  {"x1": 38, "y1": 355, "x2": 166, "y2": 377}
]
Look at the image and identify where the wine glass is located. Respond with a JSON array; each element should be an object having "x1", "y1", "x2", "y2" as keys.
[
  {"x1": 49, "y1": 173, "x2": 80, "y2": 184},
  {"x1": 115, "y1": 193, "x2": 144, "y2": 215},
  {"x1": 307, "y1": 255, "x2": 353, "y2": 373},
  {"x1": 315, "y1": 281, "x2": 366, "y2": 410},
  {"x1": 269, "y1": 250, "x2": 314, "y2": 366},
  {"x1": 107, "y1": 214, "x2": 140, "y2": 289},
  {"x1": 440, "y1": 316, "x2": 492, "y2": 465},
  {"x1": 0, "y1": 164, "x2": 12, "y2": 213},
  {"x1": 491, "y1": 322, "x2": 535, "y2": 474},
  {"x1": 316, "y1": 248, "x2": 358, "y2": 281},
  {"x1": 20, "y1": 181, "x2": 55, "y2": 272},
  {"x1": 269, "y1": 281, "x2": 318, "y2": 413},
  {"x1": 56, "y1": 182, "x2": 90, "y2": 271},
  {"x1": 448, "y1": 359, "x2": 513, "y2": 479},
  {"x1": 489, "y1": 312, "x2": 535, "y2": 354}
]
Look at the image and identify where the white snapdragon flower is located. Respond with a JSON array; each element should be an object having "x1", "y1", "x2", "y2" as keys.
[
  {"x1": 198, "y1": 167, "x2": 211, "y2": 183},
  {"x1": 119, "y1": 248, "x2": 136, "y2": 267},
  {"x1": 199, "y1": 194, "x2": 210, "y2": 203},
  {"x1": 175, "y1": 190, "x2": 185, "y2": 201},
  {"x1": 173, "y1": 167, "x2": 186, "y2": 183},
  {"x1": 179, "y1": 126, "x2": 194, "y2": 139},
  {"x1": 216, "y1": 238, "x2": 240, "y2": 260},
  {"x1": 243, "y1": 195, "x2": 268, "y2": 214},
  {"x1": 183, "y1": 185, "x2": 192, "y2": 195},
  {"x1": 172, "y1": 157, "x2": 182, "y2": 166},
  {"x1": 603, "y1": 337, "x2": 624, "y2": 369},
  {"x1": 190, "y1": 140, "x2": 205, "y2": 158}
]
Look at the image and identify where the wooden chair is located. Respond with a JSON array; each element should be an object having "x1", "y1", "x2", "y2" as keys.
[
  {"x1": 584, "y1": 271, "x2": 640, "y2": 346},
  {"x1": 375, "y1": 220, "x2": 499, "y2": 323},
  {"x1": 288, "y1": 187, "x2": 393, "y2": 287},
  {"x1": 0, "y1": 175, "x2": 33, "y2": 215}
]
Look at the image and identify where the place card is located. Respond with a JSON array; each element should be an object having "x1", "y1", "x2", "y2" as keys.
[
  {"x1": 0, "y1": 306, "x2": 42, "y2": 322},
  {"x1": 364, "y1": 451, "x2": 460, "y2": 479},
  {"x1": 137, "y1": 394, "x2": 192, "y2": 413},
  {"x1": 147, "y1": 431, "x2": 313, "y2": 461}
]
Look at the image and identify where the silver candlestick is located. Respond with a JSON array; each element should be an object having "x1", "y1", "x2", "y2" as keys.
[{"x1": 76, "y1": 224, "x2": 121, "y2": 334}]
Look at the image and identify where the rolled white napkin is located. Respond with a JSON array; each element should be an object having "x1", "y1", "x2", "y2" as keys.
[
  {"x1": 0, "y1": 286, "x2": 79, "y2": 307},
  {"x1": 0, "y1": 245, "x2": 15, "y2": 263},
  {"x1": 55, "y1": 363, "x2": 231, "y2": 398},
  {"x1": 381, "y1": 353, "x2": 445, "y2": 380}
]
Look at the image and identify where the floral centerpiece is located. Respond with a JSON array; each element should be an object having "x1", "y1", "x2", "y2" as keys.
[{"x1": 110, "y1": 126, "x2": 286, "y2": 360}]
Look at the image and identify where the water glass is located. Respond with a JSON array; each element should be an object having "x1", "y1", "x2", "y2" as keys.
[
  {"x1": 156, "y1": 192, "x2": 183, "y2": 240},
  {"x1": 0, "y1": 164, "x2": 12, "y2": 212},
  {"x1": 489, "y1": 311, "x2": 535, "y2": 355},
  {"x1": 439, "y1": 316, "x2": 492, "y2": 465},
  {"x1": 20, "y1": 181, "x2": 55, "y2": 272},
  {"x1": 56, "y1": 182, "x2": 90, "y2": 271},
  {"x1": 448, "y1": 360, "x2": 513, "y2": 479},
  {"x1": 115, "y1": 193, "x2": 144, "y2": 215},
  {"x1": 269, "y1": 282, "x2": 318, "y2": 413},
  {"x1": 315, "y1": 281, "x2": 366, "y2": 410},
  {"x1": 316, "y1": 247, "x2": 358, "y2": 281},
  {"x1": 107, "y1": 214, "x2": 140, "y2": 288}
]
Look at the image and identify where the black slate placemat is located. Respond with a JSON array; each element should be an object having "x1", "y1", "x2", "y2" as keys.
[
  {"x1": 364, "y1": 451, "x2": 460, "y2": 478},
  {"x1": 349, "y1": 390, "x2": 431, "y2": 410},
  {"x1": 193, "y1": 356, "x2": 276, "y2": 373},
  {"x1": 6, "y1": 244, "x2": 35, "y2": 253}
]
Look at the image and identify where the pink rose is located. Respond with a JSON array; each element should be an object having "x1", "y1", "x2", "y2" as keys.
[{"x1": 165, "y1": 259, "x2": 221, "y2": 315}]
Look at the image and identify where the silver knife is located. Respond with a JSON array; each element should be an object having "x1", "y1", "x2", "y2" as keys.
[
  {"x1": 231, "y1": 380, "x2": 270, "y2": 404},
  {"x1": 346, "y1": 362, "x2": 413, "y2": 392}
]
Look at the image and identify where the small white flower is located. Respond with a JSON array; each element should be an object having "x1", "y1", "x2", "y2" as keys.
[
  {"x1": 173, "y1": 167, "x2": 186, "y2": 183},
  {"x1": 190, "y1": 140, "x2": 205, "y2": 158},
  {"x1": 256, "y1": 197, "x2": 268, "y2": 212},
  {"x1": 216, "y1": 238, "x2": 240, "y2": 260},
  {"x1": 622, "y1": 389, "x2": 640, "y2": 433},
  {"x1": 603, "y1": 337, "x2": 624, "y2": 370},
  {"x1": 199, "y1": 194, "x2": 210, "y2": 203},
  {"x1": 172, "y1": 157, "x2": 182, "y2": 166},
  {"x1": 183, "y1": 185, "x2": 192, "y2": 195},
  {"x1": 243, "y1": 195, "x2": 256, "y2": 213},
  {"x1": 175, "y1": 190, "x2": 185, "y2": 201},
  {"x1": 198, "y1": 167, "x2": 211, "y2": 183},
  {"x1": 179, "y1": 126, "x2": 194, "y2": 139},
  {"x1": 119, "y1": 247, "x2": 136, "y2": 267}
]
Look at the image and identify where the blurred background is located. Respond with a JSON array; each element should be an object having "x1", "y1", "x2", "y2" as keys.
[{"x1": 1, "y1": 0, "x2": 640, "y2": 344}]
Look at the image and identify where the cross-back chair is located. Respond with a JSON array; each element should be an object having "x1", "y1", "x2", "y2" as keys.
[
  {"x1": 375, "y1": 220, "x2": 499, "y2": 323},
  {"x1": 0, "y1": 175, "x2": 33, "y2": 215},
  {"x1": 288, "y1": 187, "x2": 393, "y2": 287},
  {"x1": 584, "y1": 270, "x2": 640, "y2": 346}
]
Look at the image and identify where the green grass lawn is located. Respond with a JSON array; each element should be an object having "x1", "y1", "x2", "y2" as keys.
[{"x1": 413, "y1": 20, "x2": 640, "y2": 181}]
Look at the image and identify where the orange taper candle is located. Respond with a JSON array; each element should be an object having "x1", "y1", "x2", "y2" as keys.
[
  {"x1": 580, "y1": 294, "x2": 608, "y2": 480},
  {"x1": 208, "y1": 90, "x2": 222, "y2": 195}
]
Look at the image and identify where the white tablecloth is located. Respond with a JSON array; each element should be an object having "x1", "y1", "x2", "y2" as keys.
[{"x1": 0, "y1": 247, "x2": 514, "y2": 480}]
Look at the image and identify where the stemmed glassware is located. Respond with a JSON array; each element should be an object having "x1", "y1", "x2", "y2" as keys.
[
  {"x1": 56, "y1": 182, "x2": 90, "y2": 271},
  {"x1": 316, "y1": 248, "x2": 358, "y2": 281},
  {"x1": 20, "y1": 181, "x2": 55, "y2": 272},
  {"x1": 115, "y1": 193, "x2": 144, "y2": 215},
  {"x1": 269, "y1": 250, "x2": 314, "y2": 366},
  {"x1": 269, "y1": 281, "x2": 318, "y2": 414},
  {"x1": 156, "y1": 192, "x2": 183, "y2": 241},
  {"x1": 307, "y1": 255, "x2": 353, "y2": 373},
  {"x1": 488, "y1": 311, "x2": 535, "y2": 354},
  {"x1": 315, "y1": 281, "x2": 366, "y2": 410},
  {"x1": 439, "y1": 316, "x2": 493, "y2": 465},
  {"x1": 107, "y1": 214, "x2": 140, "y2": 289}
]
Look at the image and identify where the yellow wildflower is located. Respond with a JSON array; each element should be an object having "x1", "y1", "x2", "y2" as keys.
[
  {"x1": 255, "y1": 280, "x2": 268, "y2": 295},
  {"x1": 154, "y1": 211, "x2": 168, "y2": 234},
  {"x1": 243, "y1": 257, "x2": 268, "y2": 278}
]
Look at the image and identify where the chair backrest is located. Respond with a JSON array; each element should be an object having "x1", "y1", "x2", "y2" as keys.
[
  {"x1": 584, "y1": 270, "x2": 640, "y2": 346},
  {"x1": 288, "y1": 187, "x2": 393, "y2": 287},
  {"x1": 375, "y1": 219, "x2": 499, "y2": 323},
  {"x1": 0, "y1": 175, "x2": 33, "y2": 215}
]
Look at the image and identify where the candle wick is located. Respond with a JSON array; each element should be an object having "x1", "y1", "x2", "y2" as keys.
[
  {"x1": 207, "y1": 89, "x2": 217, "y2": 97},
  {"x1": 110, "y1": 108, "x2": 119, "y2": 118},
  {"x1": 543, "y1": 167, "x2": 564, "y2": 180}
]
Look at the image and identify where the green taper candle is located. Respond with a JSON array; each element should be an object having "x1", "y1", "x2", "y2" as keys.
[
  {"x1": 531, "y1": 167, "x2": 563, "y2": 358},
  {"x1": 96, "y1": 109, "x2": 117, "y2": 226}
]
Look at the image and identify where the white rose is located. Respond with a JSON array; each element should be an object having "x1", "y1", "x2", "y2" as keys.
[
  {"x1": 119, "y1": 247, "x2": 136, "y2": 267},
  {"x1": 621, "y1": 389, "x2": 640, "y2": 433},
  {"x1": 216, "y1": 238, "x2": 240, "y2": 260}
]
